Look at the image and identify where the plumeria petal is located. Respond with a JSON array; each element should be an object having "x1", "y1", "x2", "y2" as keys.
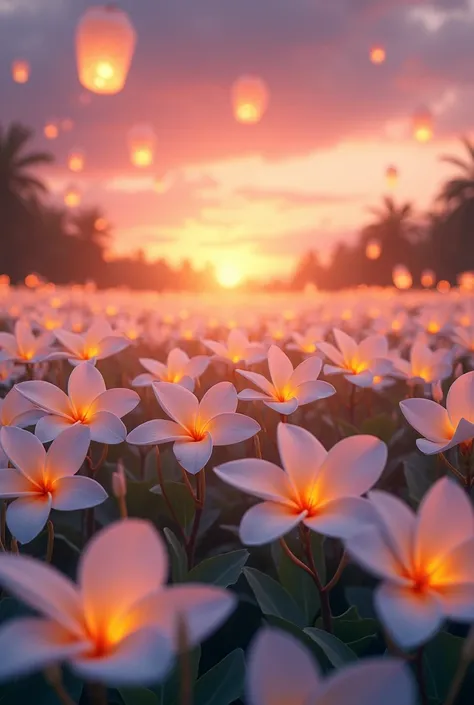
[
  {"x1": 206, "y1": 412, "x2": 260, "y2": 445},
  {"x1": 446, "y1": 371, "x2": 474, "y2": 427},
  {"x1": 127, "y1": 420, "x2": 188, "y2": 445},
  {"x1": 267, "y1": 345, "x2": 293, "y2": 390},
  {"x1": 277, "y1": 423, "x2": 327, "y2": 496},
  {"x1": 52, "y1": 476, "x2": 107, "y2": 510},
  {"x1": 88, "y1": 411, "x2": 127, "y2": 444},
  {"x1": 214, "y1": 458, "x2": 294, "y2": 503},
  {"x1": 0, "y1": 468, "x2": 37, "y2": 497},
  {"x1": 15, "y1": 380, "x2": 71, "y2": 417},
  {"x1": 35, "y1": 415, "x2": 75, "y2": 442},
  {"x1": 400, "y1": 398, "x2": 452, "y2": 443},
  {"x1": 304, "y1": 497, "x2": 376, "y2": 539},
  {"x1": 7, "y1": 494, "x2": 52, "y2": 544},
  {"x1": 68, "y1": 363, "x2": 106, "y2": 412},
  {"x1": 199, "y1": 382, "x2": 237, "y2": 422},
  {"x1": 240, "y1": 502, "x2": 306, "y2": 545},
  {"x1": 289, "y1": 356, "x2": 323, "y2": 387},
  {"x1": 264, "y1": 398, "x2": 299, "y2": 415},
  {"x1": 0, "y1": 426, "x2": 46, "y2": 486},
  {"x1": 173, "y1": 434, "x2": 213, "y2": 474},
  {"x1": 374, "y1": 582, "x2": 443, "y2": 649},
  {"x1": 236, "y1": 370, "x2": 275, "y2": 396},
  {"x1": 153, "y1": 382, "x2": 198, "y2": 431},
  {"x1": 45, "y1": 425, "x2": 90, "y2": 479},
  {"x1": 91, "y1": 388, "x2": 140, "y2": 418},
  {"x1": 294, "y1": 380, "x2": 335, "y2": 404},
  {"x1": 367, "y1": 490, "x2": 416, "y2": 569}
]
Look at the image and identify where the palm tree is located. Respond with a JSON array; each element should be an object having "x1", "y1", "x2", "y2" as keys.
[
  {"x1": 71, "y1": 207, "x2": 111, "y2": 247},
  {"x1": 360, "y1": 197, "x2": 418, "y2": 285},
  {"x1": 437, "y1": 138, "x2": 474, "y2": 281},
  {"x1": 0, "y1": 122, "x2": 53, "y2": 281}
]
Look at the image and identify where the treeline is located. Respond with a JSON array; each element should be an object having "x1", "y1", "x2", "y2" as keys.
[{"x1": 2, "y1": 123, "x2": 474, "y2": 290}]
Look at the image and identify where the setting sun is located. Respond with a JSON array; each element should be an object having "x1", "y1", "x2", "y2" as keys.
[{"x1": 216, "y1": 263, "x2": 243, "y2": 288}]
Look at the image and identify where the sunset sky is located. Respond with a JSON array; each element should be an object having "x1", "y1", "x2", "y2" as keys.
[{"x1": 2, "y1": 0, "x2": 474, "y2": 281}]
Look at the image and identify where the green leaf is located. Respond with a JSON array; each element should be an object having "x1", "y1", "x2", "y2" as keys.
[
  {"x1": 345, "y1": 587, "x2": 376, "y2": 619},
  {"x1": 163, "y1": 528, "x2": 188, "y2": 583},
  {"x1": 194, "y1": 649, "x2": 245, "y2": 705},
  {"x1": 423, "y1": 631, "x2": 474, "y2": 703},
  {"x1": 267, "y1": 616, "x2": 333, "y2": 672},
  {"x1": 150, "y1": 481, "x2": 195, "y2": 528},
  {"x1": 361, "y1": 413, "x2": 397, "y2": 444},
  {"x1": 153, "y1": 647, "x2": 201, "y2": 705},
  {"x1": 336, "y1": 419, "x2": 360, "y2": 438},
  {"x1": 119, "y1": 688, "x2": 159, "y2": 705},
  {"x1": 243, "y1": 567, "x2": 306, "y2": 628},
  {"x1": 272, "y1": 542, "x2": 320, "y2": 624},
  {"x1": 304, "y1": 628, "x2": 357, "y2": 667},
  {"x1": 187, "y1": 550, "x2": 248, "y2": 587},
  {"x1": 403, "y1": 453, "x2": 435, "y2": 505}
]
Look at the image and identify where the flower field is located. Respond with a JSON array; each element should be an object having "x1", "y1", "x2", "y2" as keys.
[{"x1": 0, "y1": 284, "x2": 473, "y2": 705}]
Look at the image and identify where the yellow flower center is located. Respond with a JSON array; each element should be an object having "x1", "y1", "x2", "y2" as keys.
[
  {"x1": 427, "y1": 321, "x2": 440, "y2": 334},
  {"x1": 84, "y1": 347, "x2": 99, "y2": 359}
]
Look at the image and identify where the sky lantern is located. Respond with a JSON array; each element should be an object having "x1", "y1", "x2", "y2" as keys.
[
  {"x1": 385, "y1": 165, "x2": 398, "y2": 188},
  {"x1": 12, "y1": 59, "x2": 30, "y2": 84},
  {"x1": 231, "y1": 75, "x2": 269, "y2": 125},
  {"x1": 75, "y1": 5, "x2": 137, "y2": 95},
  {"x1": 370, "y1": 46, "x2": 386, "y2": 65},
  {"x1": 128, "y1": 124, "x2": 156, "y2": 167},
  {"x1": 44, "y1": 121, "x2": 59, "y2": 140},
  {"x1": 64, "y1": 185, "x2": 82, "y2": 208},
  {"x1": 393, "y1": 264, "x2": 412, "y2": 290},
  {"x1": 421, "y1": 269, "x2": 436, "y2": 288},
  {"x1": 365, "y1": 238, "x2": 382, "y2": 260},
  {"x1": 413, "y1": 107, "x2": 433, "y2": 143},
  {"x1": 68, "y1": 149, "x2": 85, "y2": 173}
]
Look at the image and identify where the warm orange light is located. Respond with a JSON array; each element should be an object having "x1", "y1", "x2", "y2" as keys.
[
  {"x1": 12, "y1": 60, "x2": 30, "y2": 84},
  {"x1": 385, "y1": 165, "x2": 398, "y2": 188},
  {"x1": 68, "y1": 149, "x2": 85, "y2": 173},
  {"x1": 216, "y1": 263, "x2": 243, "y2": 289},
  {"x1": 0, "y1": 275, "x2": 10, "y2": 289},
  {"x1": 413, "y1": 108, "x2": 433, "y2": 143},
  {"x1": 75, "y1": 5, "x2": 137, "y2": 95},
  {"x1": 370, "y1": 46, "x2": 386, "y2": 65},
  {"x1": 393, "y1": 265, "x2": 412, "y2": 290},
  {"x1": 64, "y1": 186, "x2": 82, "y2": 208},
  {"x1": 25, "y1": 273, "x2": 41, "y2": 289},
  {"x1": 95, "y1": 217, "x2": 108, "y2": 232},
  {"x1": 458, "y1": 271, "x2": 474, "y2": 292},
  {"x1": 232, "y1": 75, "x2": 269, "y2": 125},
  {"x1": 437, "y1": 280, "x2": 451, "y2": 293},
  {"x1": 366, "y1": 238, "x2": 382, "y2": 260},
  {"x1": 128, "y1": 124, "x2": 156, "y2": 168},
  {"x1": 44, "y1": 122, "x2": 59, "y2": 140},
  {"x1": 421, "y1": 269, "x2": 436, "y2": 288}
]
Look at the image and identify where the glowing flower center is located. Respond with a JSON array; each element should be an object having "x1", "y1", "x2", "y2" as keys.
[
  {"x1": 84, "y1": 347, "x2": 99, "y2": 359},
  {"x1": 191, "y1": 418, "x2": 207, "y2": 441},
  {"x1": 231, "y1": 354, "x2": 242, "y2": 364},
  {"x1": 73, "y1": 406, "x2": 93, "y2": 424},
  {"x1": 373, "y1": 375, "x2": 382, "y2": 385},
  {"x1": 392, "y1": 320, "x2": 402, "y2": 332},
  {"x1": 167, "y1": 372, "x2": 183, "y2": 383},
  {"x1": 276, "y1": 385, "x2": 295, "y2": 403},
  {"x1": 297, "y1": 484, "x2": 320, "y2": 516},
  {"x1": 303, "y1": 343, "x2": 316, "y2": 353},
  {"x1": 350, "y1": 359, "x2": 368, "y2": 374},
  {"x1": 427, "y1": 321, "x2": 440, "y2": 334}
]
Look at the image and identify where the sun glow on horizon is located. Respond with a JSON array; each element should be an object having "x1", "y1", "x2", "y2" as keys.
[{"x1": 216, "y1": 263, "x2": 243, "y2": 289}]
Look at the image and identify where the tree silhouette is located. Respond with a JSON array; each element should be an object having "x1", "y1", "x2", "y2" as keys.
[{"x1": 0, "y1": 124, "x2": 54, "y2": 281}]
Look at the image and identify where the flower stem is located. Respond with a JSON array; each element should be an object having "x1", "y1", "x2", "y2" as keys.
[
  {"x1": 279, "y1": 538, "x2": 316, "y2": 580},
  {"x1": 324, "y1": 550, "x2": 348, "y2": 592},
  {"x1": 415, "y1": 647, "x2": 429, "y2": 705},
  {"x1": 348, "y1": 384, "x2": 357, "y2": 425},
  {"x1": 180, "y1": 465, "x2": 198, "y2": 503},
  {"x1": 439, "y1": 452, "x2": 467, "y2": 485},
  {"x1": 301, "y1": 525, "x2": 332, "y2": 632},
  {"x1": 253, "y1": 433, "x2": 262, "y2": 459},
  {"x1": 44, "y1": 667, "x2": 77, "y2": 705},
  {"x1": 46, "y1": 520, "x2": 54, "y2": 563},
  {"x1": 156, "y1": 448, "x2": 186, "y2": 543},
  {"x1": 186, "y1": 470, "x2": 206, "y2": 569}
]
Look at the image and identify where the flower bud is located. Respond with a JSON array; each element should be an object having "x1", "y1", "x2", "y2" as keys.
[
  {"x1": 112, "y1": 460, "x2": 127, "y2": 499},
  {"x1": 431, "y1": 380, "x2": 443, "y2": 403}
]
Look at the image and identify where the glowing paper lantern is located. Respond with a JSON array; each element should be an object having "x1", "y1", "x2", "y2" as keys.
[
  {"x1": 231, "y1": 75, "x2": 269, "y2": 125},
  {"x1": 413, "y1": 107, "x2": 433, "y2": 143},
  {"x1": 68, "y1": 149, "x2": 85, "y2": 173},
  {"x1": 421, "y1": 269, "x2": 436, "y2": 288},
  {"x1": 385, "y1": 165, "x2": 398, "y2": 188},
  {"x1": 393, "y1": 265, "x2": 412, "y2": 290},
  {"x1": 365, "y1": 238, "x2": 382, "y2": 260},
  {"x1": 75, "y1": 5, "x2": 137, "y2": 95},
  {"x1": 64, "y1": 186, "x2": 82, "y2": 208},
  {"x1": 370, "y1": 46, "x2": 386, "y2": 65},
  {"x1": 12, "y1": 60, "x2": 30, "y2": 84},
  {"x1": 128, "y1": 124, "x2": 156, "y2": 168},
  {"x1": 44, "y1": 122, "x2": 59, "y2": 140}
]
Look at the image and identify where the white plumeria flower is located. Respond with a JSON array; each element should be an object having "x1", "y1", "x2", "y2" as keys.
[
  {"x1": 400, "y1": 370, "x2": 474, "y2": 454},
  {"x1": 132, "y1": 348, "x2": 209, "y2": 392},
  {"x1": 286, "y1": 326, "x2": 325, "y2": 356},
  {"x1": 0, "y1": 319, "x2": 54, "y2": 364},
  {"x1": 237, "y1": 345, "x2": 335, "y2": 415},
  {"x1": 318, "y1": 330, "x2": 392, "y2": 388},
  {"x1": 247, "y1": 628, "x2": 415, "y2": 705},
  {"x1": 0, "y1": 388, "x2": 46, "y2": 465},
  {"x1": 0, "y1": 425, "x2": 106, "y2": 544},
  {"x1": 16, "y1": 362, "x2": 140, "y2": 444},
  {"x1": 214, "y1": 423, "x2": 386, "y2": 545},
  {"x1": 346, "y1": 478, "x2": 474, "y2": 649},
  {"x1": 391, "y1": 341, "x2": 452, "y2": 386},
  {"x1": 127, "y1": 381, "x2": 260, "y2": 475},
  {"x1": 202, "y1": 329, "x2": 266, "y2": 366},
  {"x1": 0, "y1": 520, "x2": 235, "y2": 684},
  {"x1": 54, "y1": 317, "x2": 130, "y2": 365}
]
